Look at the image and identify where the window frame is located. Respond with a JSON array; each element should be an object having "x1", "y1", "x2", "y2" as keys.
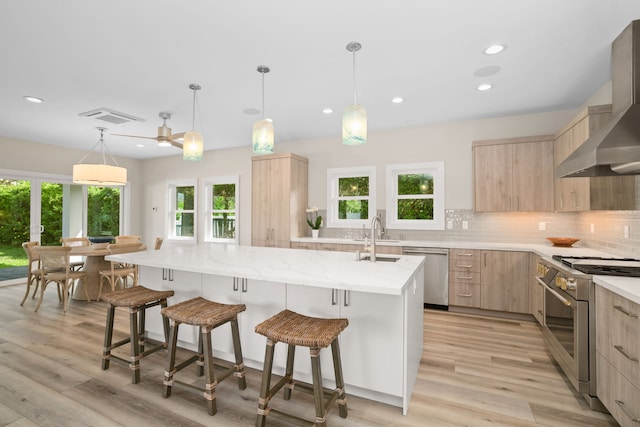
[
  {"x1": 167, "y1": 179, "x2": 197, "y2": 243},
  {"x1": 385, "y1": 162, "x2": 445, "y2": 230},
  {"x1": 202, "y1": 175, "x2": 239, "y2": 244},
  {"x1": 325, "y1": 166, "x2": 376, "y2": 228}
]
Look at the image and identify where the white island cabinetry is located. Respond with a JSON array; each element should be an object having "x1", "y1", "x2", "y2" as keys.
[{"x1": 108, "y1": 244, "x2": 424, "y2": 415}]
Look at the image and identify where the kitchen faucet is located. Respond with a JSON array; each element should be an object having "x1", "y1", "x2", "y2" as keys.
[{"x1": 369, "y1": 214, "x2": 382, "y2": 262}]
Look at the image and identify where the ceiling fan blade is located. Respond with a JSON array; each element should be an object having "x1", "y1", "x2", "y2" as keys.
[
  {"x1": 169, "y1": 140, "x2": 183, "y2": 149},
  {"x1": 169, "y1": 132, "x2": 185, "y2": 140},
  {"x1": 111, "y1": 133, "x2": 159, "y2": 141}
]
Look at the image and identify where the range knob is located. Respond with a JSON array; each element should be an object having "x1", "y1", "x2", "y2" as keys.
[
  {"x1": 537, "y1": 263, "x2": 549, "y2": 276},
  {"x1": 555, "y1": 276, "x2": 567, "y2": 290}
]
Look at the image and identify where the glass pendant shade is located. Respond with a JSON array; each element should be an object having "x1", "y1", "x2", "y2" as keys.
[
  {"x1": 342, "y1": 104, "x2": 367, "y2": 145},
  {"x1": 252, "y1": 118, "x2": 274, "y2": 154},
  {"x1": 73, "y1": 164, "x2": 127, "y2": 186},
  {"x1": 183, "y1": 130, "x2": 204, "y2": 161}
]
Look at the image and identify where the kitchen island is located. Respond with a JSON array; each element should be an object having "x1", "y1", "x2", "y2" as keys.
[{"x1": 108, "y1": 243, "x2": 425, "y2": 415}]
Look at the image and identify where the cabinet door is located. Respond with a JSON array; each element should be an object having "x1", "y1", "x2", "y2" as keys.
[
  {"x1": 480, "y1": 251, "x2": 529, "y2": 313},
  {"x1": 268, "y1": 157, "x2": 291, "y2": 247},
  {"x1": 138, "y1": 266, "x2": 202, "y2": 347},
  {"x1": 252, "y1": 158, "x2": 273, "y2": 246},
  {"x1": 512, "y1": 140, "x2": 554, "y2": 211},
  {"x1": 473, "y1": 144, "x2": 513, "y2": 212},
  {"x1": 530, "y1": 254, "x2": 544, "y2": 325}
]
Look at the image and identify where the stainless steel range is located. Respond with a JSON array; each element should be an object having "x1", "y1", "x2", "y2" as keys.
[{"x1": 536, "y1": 255, "x2": 640, "y2": 411}]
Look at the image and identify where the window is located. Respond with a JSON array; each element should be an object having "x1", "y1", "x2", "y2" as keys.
[
  {"x1": 203, "y1": 176, "x2": 239, "y2": 243},
  {"x1": 386, "y1": 162, "x2": 445, "y2": 230},
  {"x1": 326, "y1": 166, "x2": 376, "y2": 228},
  {"x1": 168, "y1": 180, "x2": 196, "y2": 242}
]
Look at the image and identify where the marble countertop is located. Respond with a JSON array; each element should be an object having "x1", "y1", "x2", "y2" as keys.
[{"x1": 108, "y1": 244, "x2": 425, "y2": 296}]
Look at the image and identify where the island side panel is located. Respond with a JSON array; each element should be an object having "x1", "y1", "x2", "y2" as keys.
[{"x1": 404, "y1": 263, "x2": 425, "y2": 415}]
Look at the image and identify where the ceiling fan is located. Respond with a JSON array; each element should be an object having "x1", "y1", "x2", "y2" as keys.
[{"x1": 111, "y1": 112, "x2": 184, "y2": 148}]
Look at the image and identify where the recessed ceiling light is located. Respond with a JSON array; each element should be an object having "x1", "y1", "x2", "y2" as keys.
[
  {"x1": 24, "y1": 96, "x2": 43, "y2": 103},
  {"x1": 477, "y1": 83, "x2": 493, "y2": 91},
  {"x1": 391, "y1": 97, "x2": 404, "y2": 104},
  {"x1": 484, "y1": 44, "x2": 506, "y2": 55},
  {"x1": 137, "y1": 144, "x2": 145, "y2": 148},
  {"x1": 322, "y1": 108, "x2": 334, "y2": 114}
]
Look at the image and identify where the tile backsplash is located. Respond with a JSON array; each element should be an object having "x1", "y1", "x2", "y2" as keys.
[{"x1": 315, "y1": 208, "x2": 640, "y2": 258}]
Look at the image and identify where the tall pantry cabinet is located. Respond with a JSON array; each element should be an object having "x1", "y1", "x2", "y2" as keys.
[
  {"x1": 252, "y1": 153, "x2": 308, "y2": 248},
  {"x1": 554, "y1": 104, "x2": 635, "y2": 211}
]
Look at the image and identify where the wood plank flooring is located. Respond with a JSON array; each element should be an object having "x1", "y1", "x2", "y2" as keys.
[{"x1": 0, "y1": 283, "x2": 617, "y2": 426}]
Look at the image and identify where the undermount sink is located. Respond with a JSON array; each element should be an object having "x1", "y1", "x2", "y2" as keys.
[
  {"x1": 352, "y1": 238, "x2": 401, "y2": 243},
  {"x1": 359, "y1": 255, "x2": 400, "y2": 262}
]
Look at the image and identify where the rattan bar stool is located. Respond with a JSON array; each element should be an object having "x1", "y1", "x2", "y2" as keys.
[
  {"x1": 255, "y1": 309, "x2": 349, "y2": 427},
  {"x1": 161, "y1": 297, "x2": 247, "y2": 416},
  {"x1": 100, "y1": 285, "x2": 175, "y2": 383}
]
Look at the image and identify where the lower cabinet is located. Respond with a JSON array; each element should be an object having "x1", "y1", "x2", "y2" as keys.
[
  {"x1": 480, "y1": 251, "x2": 529, "y2": 313},
  {"x1": 201, "y1": 275, "x2": 287, "y2": 366},
  {"x1": 138, "y1": 266, "x2": 202, "y2": 346},
  {"x1": 530, "y1": 253, "x2": 544, "y2": 325},
  {"x1": 286, "y1": 284, "x2": 404, "y2": 396}
]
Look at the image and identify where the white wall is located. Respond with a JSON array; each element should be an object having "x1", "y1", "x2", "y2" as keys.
[{"x1": 140, "y1": 108, "x2": 579, "y2": 246}]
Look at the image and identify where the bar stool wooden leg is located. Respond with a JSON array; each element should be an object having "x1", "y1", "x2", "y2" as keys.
[
  {"x1": 331, "y1": 338, "x2": 348, "y2": 418},
  {"x1": 129, "y1": 306, "x2": 141, "y2": 384},
  {"x1": 283, "y1": 343, "x2": 296, "y2": 401},
  {"x1": 163, "y1": 320, "x2": 180, "y2": 398},
  {"x1": 257, "y1": 338, "x2": 276, "y2": 427},
  {"x1": 230, "y1": 318, "x2": 247, "y2": 390},
  {"x1": 102, "y1": 304, "x2": 116, "y2": 370},
  {"x1": 310, "y1": 347, "x2": 326, "y2": 427},
  {"x1": 196, "y1": 330, "x2": 205, "y2": 377},
  {"x1": 201, "y1": 326, "x2": 217, "y2": 416},
  {"x1": 138, "y1": 305, "x2": 146, "y2": 352},
  {"x1": 161, "y1": 300, "x2": 170, "y2": 345}
]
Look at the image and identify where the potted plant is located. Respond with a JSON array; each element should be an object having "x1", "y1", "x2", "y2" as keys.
[{"x1": 306, "y1": 207, "x2": 322, "y2": 238}]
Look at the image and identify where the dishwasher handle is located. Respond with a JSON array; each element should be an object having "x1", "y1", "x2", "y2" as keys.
[{"x1": 403, "y1": 247, "x2": 449, "y2": 255}]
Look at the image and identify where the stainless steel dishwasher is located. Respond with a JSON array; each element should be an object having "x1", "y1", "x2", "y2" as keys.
[{"x1": 402, "y1": 247, "x2": 449, "y2": 310}]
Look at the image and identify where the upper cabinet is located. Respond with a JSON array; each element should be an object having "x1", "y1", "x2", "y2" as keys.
[
  {"x1": 252, "y1": 153, "x2": 308, "y2": 248},
  {"x1": 473, "y1": 135, "x2": 555, "y2": 212},
  {"x1": 554, "y1": 105, "x2": 635, "y2": 211}
]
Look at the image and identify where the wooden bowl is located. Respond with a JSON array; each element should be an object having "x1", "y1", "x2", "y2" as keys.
[{"x1": 547, "y1": 237, "x2": 579, "y2": 247}]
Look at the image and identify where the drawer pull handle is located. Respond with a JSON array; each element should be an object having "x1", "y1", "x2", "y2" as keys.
[
  {"x1": 456, "y1": 264, "x2": 473, "y2": 268},
  {"x1": 456, "y1": 275, "x2": 473, "y2": 280},
  {"x1": 614, "y1": 305, "x2": 639, "y2": 318},
  {"x1": 456, "y1": 292, "x2": 473, "y2": 297},
  {"x1": 457, "y1": 253, "x2": 473, "y2": 257},
  {"x1": 614, "y1": 345, "x2": 639, "y2": 362},
  {"x1": 615, "y1": 400, "x2": 640, "y2": 422}
]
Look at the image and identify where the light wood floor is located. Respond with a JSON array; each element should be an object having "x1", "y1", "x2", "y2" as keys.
[{"x1": 0, "y1": 283, "x2": 618, "y2": 426}]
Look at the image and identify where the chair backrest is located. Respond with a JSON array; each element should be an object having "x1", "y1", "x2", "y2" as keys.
[
  {"x1": 154, "y1": 237, "x2": 163, "y2": 250},
  {"x1": 61, "y1": 237, "x2": 90, "y2": 247},
  {"x1": 107, "y1": 242, "x2": 143, "y2": 255},
  {"x1": 115, "y1": 235, "x2": 142, "y2": 244},
  {"x1": 22, "y1": 241, "x2": 40, "y2": 269},
  {"x1": 35, "y1": 246, "x2": 72, "y2": 272}
]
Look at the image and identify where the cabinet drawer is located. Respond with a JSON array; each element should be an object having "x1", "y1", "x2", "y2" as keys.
[
  {"x1": 449, "y1": 249, "x2": 481, "y2": 272},
  {"x1": 597, "y1": 352, "x2": 640, "y2": 427},
  {"x1": 449, "y1": 271, "x2": 481, "y2": 284},
  {"x1": 449, "y1": 282, "x2": 481, "y2": 308},
  {"x1": 291, "y1": 242, "x2": 316, "y2": 250},
  {"x1": 596, "y1": 286, "x2": 640, "y2": 388}
]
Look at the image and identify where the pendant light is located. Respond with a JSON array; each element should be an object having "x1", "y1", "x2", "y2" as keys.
[
  {"x1": 183, "y1": 83, "x2": 204, "y2": 161},
  {"x1": 73, "y1": 127, "x2": 127, "y2": 186},
  {"x1": 343, "y1": 41, "x2": 367, "y2": 145},
  {"x1": 252, "y1": 65, "x2": 274, "y2": 154}
]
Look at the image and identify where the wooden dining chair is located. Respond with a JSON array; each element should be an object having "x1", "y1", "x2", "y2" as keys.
[
  {"x1": 34, "y1": 245, "x2": 88, "y2": 312},
  {"x1": 20, "y1": 241, "x2": 59, "y2": 306},
  {"x1": 115, "y1": 235, "x2": 142, "y2": 244},
  {"x1": 60, "y1": 237, "x2": 90, "y2": 271},
  {"x1": 97, "y1": 242, "x2": 142, "y2": 299},
  {"x1": 154, "y1": 237, "x2": 163, "y2": 250}
]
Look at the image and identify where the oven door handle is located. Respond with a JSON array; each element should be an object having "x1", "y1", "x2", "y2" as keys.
[{"x1": 537, "y1": 277, "x2": 572, "y2": 306}]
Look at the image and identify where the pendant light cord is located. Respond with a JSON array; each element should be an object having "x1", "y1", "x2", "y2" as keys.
[
  {"x1": 191, "y1": 88, "x2": 196, "y2": 131},
  {"x1": 76, "y1": 128, "x2": 120, "y2": 167},
  {"x1": 261, "y1": 71, "x2": 265, "y2": 119},
  {"x1": 352, "y1": 47, "x2": 357, "y2": 105}
]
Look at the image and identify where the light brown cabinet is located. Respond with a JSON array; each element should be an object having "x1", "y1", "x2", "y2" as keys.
[
  {"x1": 473, "y1": 135, "x2": 555, "y2": 212},
  {"x1": 252, "y1": 153, "x2": 308, "y2": 248},
  {"x1": 554, "y1": 105, "x2": 635, "y2": 211},
  {"x1": 530, "y1": 253, "x2": 544, "y2": 325},
  {"x1": 449, "y1": 249, "x2": 529, "y2": 314},
  {"x1": 448, "y1": 249, "x2": 481, "y2": 307},
  {"x1": 480, "y1": 250, "x2": 529, "y2": 313},
  {"x1": 596, "y1": 285, "x2": 640, "y2": 426}
]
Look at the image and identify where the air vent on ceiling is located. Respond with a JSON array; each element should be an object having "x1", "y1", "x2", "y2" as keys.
[{"x1": 78, "y1": 108, "x2": 145, "y2": 125}]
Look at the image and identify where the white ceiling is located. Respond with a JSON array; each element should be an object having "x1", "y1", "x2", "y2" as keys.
[{"x1": 1, "y1": 1, "x2": 640, "y2": 160}]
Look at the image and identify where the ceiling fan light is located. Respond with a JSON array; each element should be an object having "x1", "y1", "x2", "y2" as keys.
[
  {"x1": 252, "y1": 118, "x2": 274, "y2": 154},
  {"x1": 183, "y1": 130, "x2": 203, "y2": 161},
  {"x1": 73, "y1": 163, "x2": 127, "y2": 186},
  {"x1": 157, "y1": 141, "x2": 172, "y2": 147},
  {"x1": 342, "y1": 104, "x2": 367, "y2": 145}
]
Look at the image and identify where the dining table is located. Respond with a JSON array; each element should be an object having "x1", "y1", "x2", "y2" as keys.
[{"x1": 70, "y1": 243, "x2": 147, "y2": 301}]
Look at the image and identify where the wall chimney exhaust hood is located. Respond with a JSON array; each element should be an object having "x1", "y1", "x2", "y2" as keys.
[{"x1": 557, "y1": 19, "x2": 640, "y2": 177}]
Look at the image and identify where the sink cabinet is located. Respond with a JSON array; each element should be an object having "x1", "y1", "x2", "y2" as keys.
[
  {"x1": 252, "y1": 153, "x2": 308, "y2": 247},
  {"x1": 473, "y1": 135, "x2": 555, "y2": 212},
  {"x1": 554, "y1": 105, "x2": 635, "y2": 211}
]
